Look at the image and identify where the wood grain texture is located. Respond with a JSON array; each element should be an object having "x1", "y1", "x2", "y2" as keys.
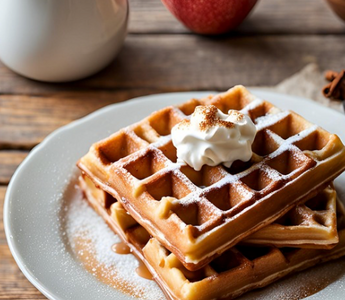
[
  {"x1": 0, "y1": 152, "x2": 27, "y2": 185},
  {"x1": 128, "y1": 0, "x2": 345, "y2": 34},
  {"x1": 1, "y1": 0, "x2": 344, "y2": 298},
  {"x1": 0, "y1": 187, "x2": 5, "y2": 244},
  {"x1": 0, "y1": 35, "x2": 344, "y2": 95},
  {"x1": 0, "y1": 91, "x2": 152, "y2": 147}
]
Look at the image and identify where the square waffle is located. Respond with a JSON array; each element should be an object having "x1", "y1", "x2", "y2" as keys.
[
  {"x1": 79, "y1": 175, "x2": 345, "y2": 300},
  {"x1": 243, "y1": 185, "x2": 339, "y2": 249},
  {"x1": 77, "y1": 85, "x2": 345, "y2": 270}
]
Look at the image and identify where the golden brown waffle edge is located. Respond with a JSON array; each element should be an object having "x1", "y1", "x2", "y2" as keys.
[
  {"x1": 77, "y1": 85, "x2": 345, "y2": 271},
  {"x1": 79, "y1": 175, "x2": 345, "y2": 300},
  {"x1": 242, "y1": 185, "x2": 339, "y2": 249}
]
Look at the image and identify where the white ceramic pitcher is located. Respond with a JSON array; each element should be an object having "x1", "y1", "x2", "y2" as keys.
[{"x1": 0, "y1": 0, "x2": 128, "y2": 82}]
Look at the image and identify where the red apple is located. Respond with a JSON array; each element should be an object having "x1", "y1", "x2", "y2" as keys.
[{"x1": 161, "y1": 0, "x2": 258, "y2": 35}]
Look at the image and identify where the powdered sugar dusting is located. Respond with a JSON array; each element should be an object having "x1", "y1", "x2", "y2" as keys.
[
  {"x1": 65, "y1": 189, "x2": 165, "y2": 300},
  {"x1": 264, "y1": 167, "x2": 282, "y2": 181},
  {"x1": 240, "y1": 97, "x2": 264, "y2": 115},
  {"x1": 287, "y1": 124, "x2": 318, "y2": 144},
  {"x1": 255, "y1": 110, "x2": 290, "y2": 131},
  {"x1": 233, "y1": 182, "x2": 255, "y2": 201}
]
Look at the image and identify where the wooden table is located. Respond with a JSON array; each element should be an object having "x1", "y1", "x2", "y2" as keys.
[{"x1": 1, "y1": 0, "x2": 344, "y2": 298}]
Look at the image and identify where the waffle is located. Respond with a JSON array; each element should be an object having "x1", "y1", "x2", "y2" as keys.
[
  {"x1": 79, "y1": 175, "x2": 345, "y2": 300},
  {"x1": 80, "y1": 173, "x2": 339, "y2": 249},
  {"x1": 243, "y1": 185, "x2": 339, "y2": 249},
  {"x1": 77, "y1": 85, "x2": 345, "y2": 270}
]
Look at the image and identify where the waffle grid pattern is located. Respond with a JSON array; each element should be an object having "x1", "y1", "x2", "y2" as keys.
[
  {"x1": 244, "y1": 185, "x2": 339, "y2": 248},
  {"x1": 80, "y1": 175, "x2": 345, "y2": 300},
  {"x1": 78, "y1": 86, "x2": 345, "y2": 270}
]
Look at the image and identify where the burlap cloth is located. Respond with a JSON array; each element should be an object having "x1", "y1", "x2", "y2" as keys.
[{"x1": 251, "y1": 63, "x2": 343, "y2": 112}]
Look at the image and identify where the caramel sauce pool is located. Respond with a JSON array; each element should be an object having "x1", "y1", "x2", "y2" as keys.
[{"x1": 136, "y1": 260, "x2": 153, "y2": 280}]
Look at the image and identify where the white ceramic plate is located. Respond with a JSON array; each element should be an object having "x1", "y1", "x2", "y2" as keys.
[{"x1": 4, "y1": 90, "x2": 345, "y2": 300}]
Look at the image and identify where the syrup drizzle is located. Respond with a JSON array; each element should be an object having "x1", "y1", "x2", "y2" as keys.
[
  {"x1": 112, "y1": 241, "x2": 131, "y2": 255},
  {"x1": 136, "y1": 260, "x2": 153, "y2": 280},
  {"x1": 112, "y1": 242, "x2": 153, "y2": 280}
]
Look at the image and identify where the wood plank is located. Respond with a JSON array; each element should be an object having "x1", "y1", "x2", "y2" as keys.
[
  {"x1": 129, "y1": 0, "x2": 345, "y2": 34},
  {"x1": 0, "y1": 187, "x2": 6, "y2": 244},
  {"x1": 0, "y1": 152, "x2": 27, "y2": 185},
  {"x1": 0, "y1": 35, "x2": 344, "y2": 95},
  {"x1": 0, "y1": 91, "x2": 153, "y2": 147},
  {"x1": 0, "y1": 245, "x2": 46, "y2": 299}
]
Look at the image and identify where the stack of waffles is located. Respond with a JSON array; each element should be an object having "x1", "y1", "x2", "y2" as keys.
[{"x1": 77, "y1": 86, "x2": 345, "y2": 300}]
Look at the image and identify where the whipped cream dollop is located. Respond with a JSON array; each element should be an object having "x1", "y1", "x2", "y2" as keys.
[{"x1": 171, "y1": 105, "x2": 256, "y2": 171}]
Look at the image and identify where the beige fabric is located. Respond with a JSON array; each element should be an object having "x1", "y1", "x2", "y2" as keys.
[{"x1": 250, "y1": 63, "x2": 343, "y2": 112}]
